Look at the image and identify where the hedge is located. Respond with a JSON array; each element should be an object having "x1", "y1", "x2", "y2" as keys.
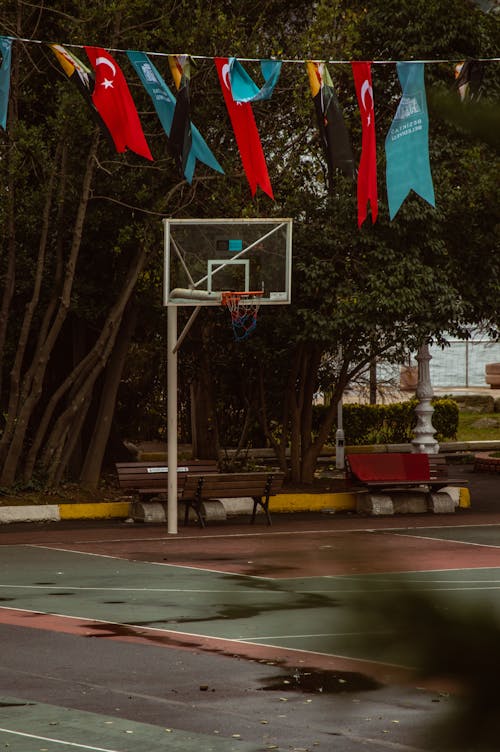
[{"x1": 312, "y1": 398, "x2": 459, "y2": 446}]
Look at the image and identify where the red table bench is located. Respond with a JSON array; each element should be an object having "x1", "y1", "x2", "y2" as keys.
[{"x1": 345, "y1": 452, "x2": 465, "y2": 492}]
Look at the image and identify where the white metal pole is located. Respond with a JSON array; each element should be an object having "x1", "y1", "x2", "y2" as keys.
[
  {"x1": 335, "y1": 394, "x2": 345, "y2": 470},
  {"x1": 335, "y1": 347, "x2": 345, "y2": 470},
  {"x1": 167, "y1": 306, "x2": 178, "y2": 534},
  {"x1": 411, "y1": 342, "x2": 439, "y2": 454}
]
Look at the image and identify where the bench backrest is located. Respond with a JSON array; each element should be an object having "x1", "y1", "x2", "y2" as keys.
[
  {"x1": 115, "y1": 460, "x2": 218, "y2": 491},
  {"x1": 346, "y1": 453, "x2": 430, "y2": 482},
  {"x1": 427, "y1": 455, "x2": 448, "y2": 479},
  {"x1": 181, "y1": 471, "x2": 285, "y2": 499}
]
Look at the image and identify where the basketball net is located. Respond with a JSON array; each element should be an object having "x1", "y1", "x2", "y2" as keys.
[{"x1": 221, "y1": 291, "x2": 264, "y2": 341}]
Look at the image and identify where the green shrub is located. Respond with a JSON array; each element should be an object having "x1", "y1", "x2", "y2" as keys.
[{"x1": 312, "y1": 398, "x2": 458, "y2": 446}]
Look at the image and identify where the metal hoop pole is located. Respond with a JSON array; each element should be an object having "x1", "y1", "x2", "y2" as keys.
[{"x1": 167, "y1": 306, "x2": 178, "y2": 534}]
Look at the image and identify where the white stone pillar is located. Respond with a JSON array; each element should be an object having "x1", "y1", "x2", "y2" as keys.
[{"x1": 411, "y1": 343, "x2": 439, "y2": 454}]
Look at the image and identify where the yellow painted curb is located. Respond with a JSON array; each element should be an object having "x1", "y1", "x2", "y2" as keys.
[
  {"x1": 458, "y1": 487, "x2": 471, "y2": 509},
  {"x1": 59, "y1": 502, "x2": 131, "y2": 520},
  {"x1": 273, "y1": 492, "x2": 357, "y2": 513}
]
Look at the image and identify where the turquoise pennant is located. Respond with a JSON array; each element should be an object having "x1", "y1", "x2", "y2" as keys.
[
  {"x1": 228, "y1": 58, "x2": 282, "y2": 102},
  {"x1": 385, "y1": 62, "x2": 435, "y2": 220},
  {"x1": 0, "y1": 37, "x2": 13, "y2": 130},
  {"x1": 127, "y1": 50, "x2": 223, "y2": 183}
]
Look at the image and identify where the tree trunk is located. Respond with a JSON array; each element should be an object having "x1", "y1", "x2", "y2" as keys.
[
  {"x1": 0, "y1": 131, "x2": 100, "y2": 486},
  {"x1": 41, "y1": 245, "x2": 146, "y2": 484},
  {"x1": 369, "y1": 353, "x2": 377, "y2": 404},
  {"x1": 79, "y1": 303, "x2": 138, "y2": 489},
  {"x1": 0, "y1": 1, "x2": 21, "y2": 403},
  {"x1": 0, "y1": 141, "x2": 17, "y2": 404},
  {"x1": 190, "y1": 367, "x2": 219, "y2": 460},
  {"x1": 257, "y1": 366, "x2": 288, "y2": 475}
]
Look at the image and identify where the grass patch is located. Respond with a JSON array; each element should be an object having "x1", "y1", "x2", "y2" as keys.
[{"x1": 455, "y1": 410, "x2": 500, "y2": 442}]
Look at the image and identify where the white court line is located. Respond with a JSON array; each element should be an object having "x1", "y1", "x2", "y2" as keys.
[
  {"x1": 0, "y1": 584, "x2": 282, "y2": 593},
  {"x1": 0, "y1": 606, "x2": 414, "y2": 668},
  {"x1": 391, "y1": 531, "x2": 500, "y2": 548},
  {"x1": 27, "y1": 544, "x2": 277, "y2": 579},
  {"x1": 25, "y1": 521, "x2": 500, "y2": 546},
  {"x1": 0, "y1": 727, "x2": 124, "y2": 751},
  {"x1": 2, "y1": 581, "x2": 500, "y2": 598},
  {"x1": 0, "y1": 606, "x2": 416, "y2": 673}
]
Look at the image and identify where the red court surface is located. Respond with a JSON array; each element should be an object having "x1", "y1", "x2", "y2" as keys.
[{"x1": 2, "y1": 509, "x2": 498, "y2": 577}]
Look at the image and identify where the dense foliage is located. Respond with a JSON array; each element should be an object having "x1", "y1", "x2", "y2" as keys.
[
  {"x1": 312, "y1": 398, "x2": 459, "y2": 445},
  {"x1": 0, "y1": 0, "x2": 498, "y2": 487}
]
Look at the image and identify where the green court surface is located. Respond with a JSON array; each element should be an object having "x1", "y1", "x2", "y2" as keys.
[
  {"x1": 1, "y1": 524, "x2": 499, "y2": 752},
  {"x1": 1, "y1": 545, "x2": 499, "y2": 665},
  {"x1": 0, "y1": 697, "x2": 261, "y2": 751}
]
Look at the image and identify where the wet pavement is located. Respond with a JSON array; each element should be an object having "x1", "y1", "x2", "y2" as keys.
[{"x1": 0, "y1": 464, "x2": 498, "y2": 751}]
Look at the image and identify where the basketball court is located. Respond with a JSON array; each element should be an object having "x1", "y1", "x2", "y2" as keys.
[
  {"x1": 0, "y1": 468, "x2": 499, "y2": 751},
  {"x1": 1, "y1": 220, "x2": 497, "y2": 748}
]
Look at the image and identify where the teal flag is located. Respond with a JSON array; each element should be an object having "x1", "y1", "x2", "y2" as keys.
[
  {"x1": 385, "y1": 62, "x2": 435, "y2": 220},
  {"x1": 0, "y1": 37, "x2": 13, "y2": 130},
  {"x1": 228, "y1": 58, "x2": 282, "y2": 102},
  {"x1": 126, "y1": 50, "x2": 223, "y2": 183}
]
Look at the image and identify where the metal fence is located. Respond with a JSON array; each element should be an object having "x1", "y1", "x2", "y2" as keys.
[{"x1": 378, "y1": 337, "x2": 500, "y2": 388}]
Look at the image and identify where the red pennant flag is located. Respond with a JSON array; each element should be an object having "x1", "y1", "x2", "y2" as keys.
[
  {"x1": 215, "y1": 57, "x2": 273, "y2": 199},
  {"x1": 352, "y1": 62, "x2": 378, "y2": 227},
  {"x1": 85, "y1": 46, "x2": 153, "y2": 161}
]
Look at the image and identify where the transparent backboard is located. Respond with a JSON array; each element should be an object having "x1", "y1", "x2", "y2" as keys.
[{"x1": 164, "y1": 218, "x2": 292, "y2": 306}]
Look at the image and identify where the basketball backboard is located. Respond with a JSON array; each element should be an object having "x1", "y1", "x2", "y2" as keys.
[{"x1": 164, "y1": 218, "x2": 292, "y2": 306}]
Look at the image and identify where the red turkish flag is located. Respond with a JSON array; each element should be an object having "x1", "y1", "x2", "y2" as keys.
[
  {"x1": 85, "y1": 47, "x2": 153, "y2": 161},
  {"x1": 352, "y1": 62, "x2": 378, "y2": 227},
  {"x1": 215, "y1": 58, "x2": 273, "y2": 199}
]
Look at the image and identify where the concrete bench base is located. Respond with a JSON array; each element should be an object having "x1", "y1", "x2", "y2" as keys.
[{"x1": 357, "y1": 489, "x2": 455, "y2": 516}]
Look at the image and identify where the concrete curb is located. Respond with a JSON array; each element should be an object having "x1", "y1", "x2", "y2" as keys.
[{"x1": 0, "y1": 488, "x2": 470, "y2": 524}]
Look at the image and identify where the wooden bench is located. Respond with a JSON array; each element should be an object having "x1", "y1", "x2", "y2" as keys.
[
  {"x1": 345, "y1": 452, "x2": 465, "y2": 493},
  {"x1": 115, "y1": 460, "x2": 218, "y2": 501},
  {"x1": 180, "y1": 471, "x2": 285, "y2": 528}
]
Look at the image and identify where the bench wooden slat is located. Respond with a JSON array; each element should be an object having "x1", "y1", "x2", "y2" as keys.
[
  {"x1": 115, "y1": 461, "x2": 218, "y2": 493},
  {"x1": 115, "y1": 462, "x2": 284, "y2": 528},
  {"x1": 180, "y1": 471, "x2": 285, "y2": 528}
]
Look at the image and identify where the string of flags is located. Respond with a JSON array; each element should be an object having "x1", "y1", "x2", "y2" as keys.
[{"x1": 0, "y1": 36, "x2": 496, "y2": 226}]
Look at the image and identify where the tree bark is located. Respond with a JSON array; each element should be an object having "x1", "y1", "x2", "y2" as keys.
[
  {"x1": 41, "y1": 245, "x2": 147, "y2": 484},
  {"x1": 0, "y1": 131, "x2": 100, "y2": 485},
  {"x1": 79, "y1": 303, "x2": 138, "y2": 488}
]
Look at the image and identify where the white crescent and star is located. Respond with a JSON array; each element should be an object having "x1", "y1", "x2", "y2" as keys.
[
  {"x1": 95, "y1": 56, "x2": 116, "y2": 89},
  {"x1": 221, "y1": 61, "x2": 243, "y2": 106},
  {"x1": 360, "y1": 79, "x2": 373, "y2": 125},
  {"x1": 360, "y1": 79, "x2": 373, "y2": 111},
  {"x1": 221, "y1": 63, "x2": 231, "y2": 90}
]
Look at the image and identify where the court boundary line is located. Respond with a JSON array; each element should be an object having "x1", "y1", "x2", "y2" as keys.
[
  {"x1": 391, "y1": 531, "x2": 500, "y2": 549},
  {"x1": 0, "y1": 605, "x2": 415, "y2": 675},
  {"x1": 18, "y1": 520, "x2": 500, "y2": 547},
  {"x1": 0, "y1": 726, "x2": 123, "y2": 751},
  {"x1": 18, "y1": 542, "x2": 500, "y2": 581}
]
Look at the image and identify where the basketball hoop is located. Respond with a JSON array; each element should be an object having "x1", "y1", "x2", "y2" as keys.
[{"x1": 221, "y1": 291, "x2": 264, "y2": 341}]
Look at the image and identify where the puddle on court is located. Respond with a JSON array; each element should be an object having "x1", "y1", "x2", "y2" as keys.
[{"x1": 261, "y1": 667, "x2": 382, "y2": 694}]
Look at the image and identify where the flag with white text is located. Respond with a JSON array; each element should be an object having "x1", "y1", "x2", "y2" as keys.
[
  {"x1": 385, "y1": 62, "x2": 435, "y2": 220},
  {"x1": 127, "y1": 50, "x2": 223, "y2": 182}
]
